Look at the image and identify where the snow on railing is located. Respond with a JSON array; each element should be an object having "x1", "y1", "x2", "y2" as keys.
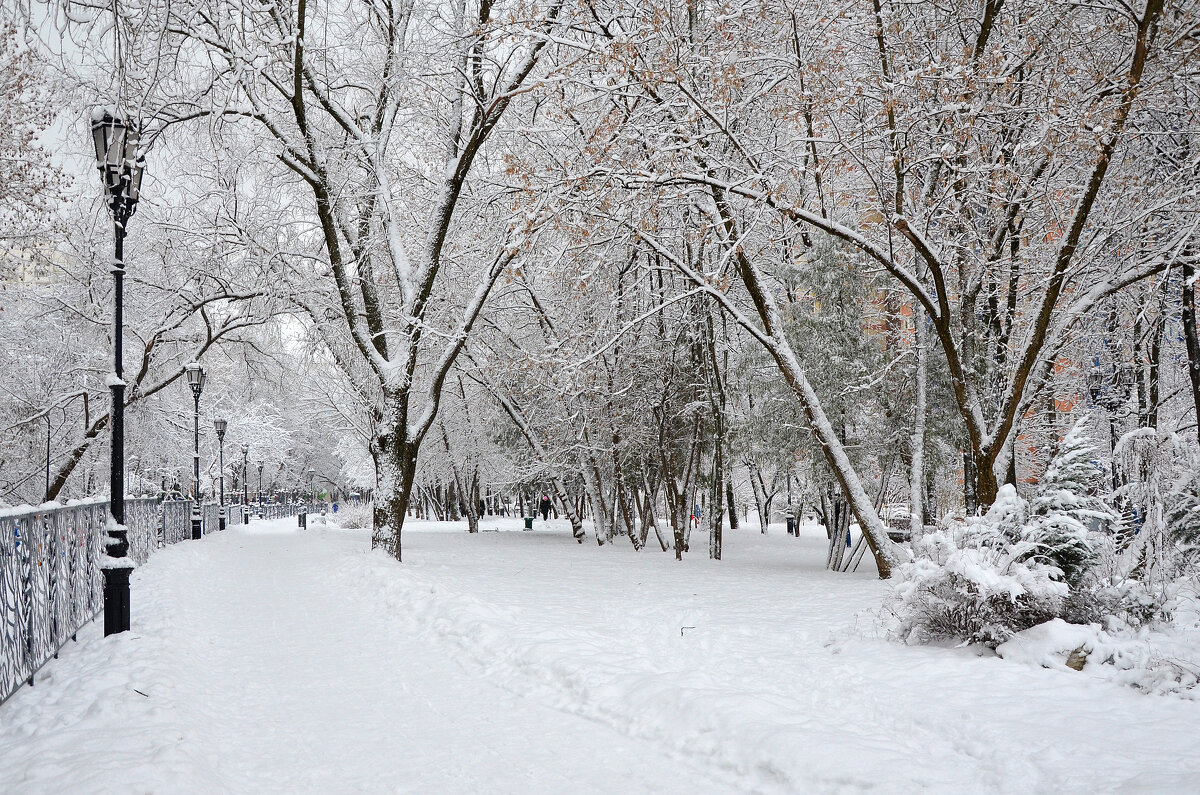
[
  {"x1": 259, "y1": 502, "x2": 303, "y2": 521},
  {"x1": 0, "y1": 496, "x2": 215, "y2": 706}
]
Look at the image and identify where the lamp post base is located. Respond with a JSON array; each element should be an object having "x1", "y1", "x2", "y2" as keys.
[
  {"x1": 102, "y1": 564, "x2": 131, "y2": 635},
  {"x1": 192, "y1": 514, "x2": 202, "y2": 540}
]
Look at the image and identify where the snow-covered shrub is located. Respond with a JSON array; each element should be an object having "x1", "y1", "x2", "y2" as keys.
[
  {"x1": 335, "y1": 502, "x2": 372, "y2": 530},
  {"x1": 891, "y1": 487, "x2": 1069, "y2": 647},
  {"x1": 1165, "y1": 484, "x2": 1200, "y2": 559},
  {"x1": 892, "y1": 422, "x2": 1121, "y2": 647},
  {"x1": 1025, "y1": 419, "x2": 1113, "y2": 586},
  {"x1": 996, "y1": 618, "x2": 1200, "y2": 698},
  {"x1": 1056, "y1": 575, "x2": 1170, "y2": 628}
]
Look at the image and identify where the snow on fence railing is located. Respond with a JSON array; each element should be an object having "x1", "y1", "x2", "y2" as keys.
[
  {"x1": 0, "y1": 500, "x2": 105, "y2": 706},
  {"x1": 126, "y1": 497, "x2": 160, "y2": 565},
  {"x1": 0, "y1": 496, "x2": 222, "y2": 705},
  {"x1": 259, "y1": 502, "x2": 302, "y2": 521},
  {"x1": 162, "y1": 499, "x2": 192, "y2": 546},
  {"x1": 203, "y1": 502, "x2": 220, "y2": 534}
]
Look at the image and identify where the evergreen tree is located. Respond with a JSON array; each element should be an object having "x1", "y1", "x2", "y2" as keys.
[
  {"x1": 1165, "y1": 449, "x2": 1200, "y2": 562},
  {"x1": 1026, "y1": 419, "x2": 1112, "y2": 585}
]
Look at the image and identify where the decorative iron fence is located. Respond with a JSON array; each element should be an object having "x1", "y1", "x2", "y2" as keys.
[
  {"x1": 161, "y1": 499, "x2": 192, "y2": 545},
  {"x1": 126, "y1": 497, "x2": 161, "y2": 565},
  {"x1": 2, "y1": 500, "x2": 106, "y2": 704},
  {"x1": 202, "y1": 502, "x2": 220, "y2": 535},
  {"x1": 0, "y1": 495, "x2": 240, "y2": 705},
  {"x1": 259, "y1": 502, "x2": 302, "y2": 520}
]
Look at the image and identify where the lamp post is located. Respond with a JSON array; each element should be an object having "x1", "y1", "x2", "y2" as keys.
[
  {"x1": 214, "y1": 418, "x2": 227, "y2": 531},
  {"x1": 241, "y1": 443, "x2": 249, "y2": 523},
  {"x1": 92, "y1": 109, "x2": 145, "y2": 637},
  {"x1": 257, "y1": 461, "x2": 264, "y2": 505},
  {"x1": 308, "y1": 467, "x2": 316, "y2": 507},
  {"x1": 186, "y1": 364, "x2": 205, "y2": 539}
]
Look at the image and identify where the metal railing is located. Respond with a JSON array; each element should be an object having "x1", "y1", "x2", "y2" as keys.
[
  {"x1": 259, "y1": 502, "x2": 302, "y2": 520},
  {"x1": 161, "y1": 499, "x2": 192, "y2": 546},
  {"x1": 1, "y1": 500, "x2": 106, "y2": 706},
  {"x1": 202, "y1": 502, "x2": 219, "y2": 535},
  {"x1": 0, "y1": 495, "x2": 247, "y2": 705},
  {"x1": 126, "y1": 497, "x2": 161, "y2": 565}
]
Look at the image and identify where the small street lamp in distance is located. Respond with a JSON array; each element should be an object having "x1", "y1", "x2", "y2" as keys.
[
  {"x1": 91, "y1": 108, "x2": 145, "y2": 637},
  {"x1": 214, "y1": 418, "x2": 228, "y2": 531}
]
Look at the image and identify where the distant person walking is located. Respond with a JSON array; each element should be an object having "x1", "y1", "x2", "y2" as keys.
[{"x1": 539, "y1": 493, "x2": 552, "y2": 522}]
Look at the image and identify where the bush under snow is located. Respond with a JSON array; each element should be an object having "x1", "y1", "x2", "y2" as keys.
[
  {"x1": 890, "y1": 487, "x2": 1068, "y2": 647},
  {"x1": 888, "y1": 420, "x2": 1200, "y2": 696},
  {"x1": 890, "y1": 420, "x2": 1158, "y2": 649}
]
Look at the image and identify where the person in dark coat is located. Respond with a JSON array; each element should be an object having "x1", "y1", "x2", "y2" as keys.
[{"x1": 539, "y1": 493, "x2": 552, "y2": 521}]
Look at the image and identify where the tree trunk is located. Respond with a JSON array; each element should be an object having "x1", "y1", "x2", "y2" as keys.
[
  {"x1": 1184, "y1": 260, "x2": 1200, "y2": 447},
  {"x1": 464, "y1": 469, "x2": 481, "y2": 534},
  {"x1": 910, "y1": 307, "x2": 927, "y2": 536},
  {"x1": 747, "y1": 460, "x2": 773, "y2": 533},
  {"x1": 705, "y1": 308, "x2": 726, "y2": 560},
  {"x1": 964, "y1": 450, "x2": 979, "y2": 515},
  {"x1": 639, "y1": 468, "x2": 667, "y2": 551},
  {"x1": 579, "y1": 447, "x2": 611, "y2": 546},
  {"x1": 550, "y1": 478, "x2": 586, "y2": 542},
  {"x1": 726, "y1": 478, "x2": 738, "y2": 530},
  {"x1": 709, "y1": 444, "x2": 724, "y2": 561},
  {"x1": 372, "y1": 418, "x2": 418, "y2": 560}
]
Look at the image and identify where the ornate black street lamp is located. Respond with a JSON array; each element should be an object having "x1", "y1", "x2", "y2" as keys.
[
  {"x1": 257, "y1": 461, "x2": 264, "y2": 504},
  {"x1": 214, "y1": 418, "x2": 228, "y2": 531},
  {"x1": 308, "y1": 467, "x2": 316, "y2": 506},
  {"x1": 92, "y1": 109, "x2": 145, "y2": 637},
  {"x1": 186, "y1": 363, "x2": 205, "y2": 539},
  {"x1": 241, "y1": 443, "x2": 249, "y2": 523}
]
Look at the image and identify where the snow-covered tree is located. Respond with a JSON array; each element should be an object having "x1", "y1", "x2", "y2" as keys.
[{"x1": 1026, "y1": 420, "x2": 1113, "y2": 585}]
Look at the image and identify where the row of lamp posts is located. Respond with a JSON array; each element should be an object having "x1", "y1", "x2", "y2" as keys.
[
  {"x1": 186, "y1": 362, "x2": 263, "y2": 532},
  {"x1": 92, "y1": 108, "x2": 325, "y2": 637}
]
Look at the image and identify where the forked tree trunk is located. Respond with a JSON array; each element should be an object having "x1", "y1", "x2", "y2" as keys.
[
  {"x1": 464, "y1": 469, "x2": 481, "y2": 534},
  {"x1": 747, "y1": 460, "x2": 774, "y2": 534}
]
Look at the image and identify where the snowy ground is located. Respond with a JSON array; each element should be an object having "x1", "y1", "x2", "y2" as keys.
[{"x1": 2, "y1": 516, "x2": 1199, "y2": 793}]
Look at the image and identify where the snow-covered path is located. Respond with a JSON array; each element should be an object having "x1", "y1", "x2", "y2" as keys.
[
  {"x1": 4, "y1": 517, "x2": 1200, "y2": 793},
  {"x1": 0, "y1": 520, "x2": 735, "y2": 794}
]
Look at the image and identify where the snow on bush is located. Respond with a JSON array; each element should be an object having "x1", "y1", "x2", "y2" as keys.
[
  {"x1": 888, "y1": 420, "x2": 1200, "y2": 697},
  {"x1": 1025, "y1": 419, "x2": 1114, "y2": 586},
  {"x1": 995, "y1": 618, "x2": 1200, "y2": 699},
  {"x1": 890, "y1": 420, "x2": 1129, "y2": 648},
  {"x1": 334, "y1": 501, "x2": 372, "y2": 530},
  {"x1": 996, "y1": 618, "x2": 1126, "y2": 672},
  {"x1": 1163, "y1": 439, "x2": 1200, "y2": 579},
  {"x1": 890, "y1": 487, "x2": 1068, "y2": 647}
]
